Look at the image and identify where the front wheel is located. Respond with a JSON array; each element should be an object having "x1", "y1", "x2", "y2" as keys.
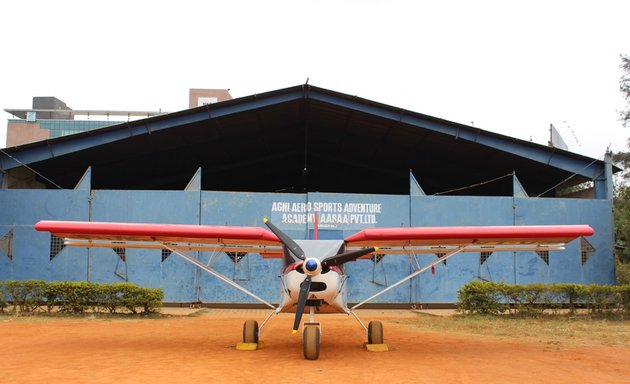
[{"x1": 303, "y1": 325, "x2": 320, "y2": 360}]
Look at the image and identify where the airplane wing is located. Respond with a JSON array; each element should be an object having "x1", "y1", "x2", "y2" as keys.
[
  {"x1": 35, "y1": 220, "x2": 595, "y2": 312},
  {"x1": 35, "y1": 220, "x2": 285, "y2": 308},
  {"x1": 34, "y1": 220, "x2": 283, "y2": 256},
  {"x1": 344, "y1": 224, "x2": 595, "y2": 310},
  {"x1": 344, "y1": 225, "x2": 595, "y2": 254}
]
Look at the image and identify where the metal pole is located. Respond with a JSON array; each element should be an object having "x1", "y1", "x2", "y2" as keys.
[
  {"x1": 164, "y1": 244, "x2": 276, "y2": 309},
  {"x1": 350, "y1": 245, "x2": 468, "y2": 310}
]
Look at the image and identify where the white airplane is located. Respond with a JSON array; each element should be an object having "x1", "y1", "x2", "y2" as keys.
[{"x1": 35, "y1": 219, "x2": 594, "y2": 360}]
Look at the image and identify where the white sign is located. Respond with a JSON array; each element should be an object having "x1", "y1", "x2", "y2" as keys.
[
  {"x1": 270, "y1": 201, "x2": 382, "y2": 228},
  {"x1": 197, "y1": 97, "x2": 218, "y2": 106}
]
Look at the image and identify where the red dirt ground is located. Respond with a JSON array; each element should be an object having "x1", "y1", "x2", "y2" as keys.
[{"x1": 2, "y1": 309, "x2": 629, "y2": 384}]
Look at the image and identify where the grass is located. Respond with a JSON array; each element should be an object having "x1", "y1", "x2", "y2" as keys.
[{"x1": 398, "y1": 312, "x2": 630, "y2": 348}]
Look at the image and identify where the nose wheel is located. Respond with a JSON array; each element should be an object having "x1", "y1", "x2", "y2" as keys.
[{"x1": 302, "y1": 323, "x2": 321, "y2": 360}]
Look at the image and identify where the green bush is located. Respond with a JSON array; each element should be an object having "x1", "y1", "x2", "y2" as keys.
[
  {"x1": 99, "y1": 283, "x2": 124, "y2": 314},
  {"x1": 617, "y1": 259, "x2": 630, "y2": 285},
  {"x1": 457, "y1": 281, "x2": 508, "y2": 315},
  {"x1": 3, "y1": 280, "x2": 47, "y2": 313},
  {"x1": 0, "y1": 280, "x2": 163, "y2": 315},
  {"x1": 457, "y1": 281, "x2": 630, "y2": 317},
  {"x1": 619, "y1": 285, "x2": 630, "y2": 312},
  {"x1": 507, "y1": 284, "x2": 552, "y2": 316},
  {"x1": 585, "y1": 284, "x2": 619, "y2": 314},
  {"x1": 45, "y1": 281, "x2": 99, "y2": 314},
  {"x1": 117, "y1": 283, "x2": 164, "y2": 314},
  {"x1": 136, "y1": 287, "x2": 164, "y2": 314},
  {"x1": 553, "y1": 284, "x2": 588, "y2": 314},
  {"x1": 0, "y1": 282, "x2": 6, "y2": 312}
]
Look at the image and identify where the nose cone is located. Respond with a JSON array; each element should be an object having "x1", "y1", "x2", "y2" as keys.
[{"x1": 305, "y1": 259, "x2": 319, "y2": 272}]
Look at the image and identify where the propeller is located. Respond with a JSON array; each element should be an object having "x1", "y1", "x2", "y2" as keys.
[
  {"x1": 322, "y1": 247, "x2": 378, "y2": 268},
  {"x1": 263, "y1": 218, "x2": 378, "y2": 334},
  {"x1": 263, "y1": 218, "x2": 305, "y2": 261},
  {"x1": 293, "y1": 276, "x2": 312, "y2": 333}
]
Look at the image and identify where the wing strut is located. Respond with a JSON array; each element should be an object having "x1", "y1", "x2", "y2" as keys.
[
  {"x1": 162, "y1": 243, "x2": 276, "y2": 310},
  {"x1": 349, "y1": 244, "x2": 469, "y2": 311}
]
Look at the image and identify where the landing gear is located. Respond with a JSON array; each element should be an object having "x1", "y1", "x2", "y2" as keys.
[
  {"x1": 300, "y1": 306, "x2": 321, "y2": 360},
  {"x1": 367, "y1": 320, "x2": 384, "y2": 344},
  {"x1": 302, "y1": 324, "x2": 321, "y2": 360},
  {"x1": 243, "y1": 320, "x2": 259, "y2": 343}
]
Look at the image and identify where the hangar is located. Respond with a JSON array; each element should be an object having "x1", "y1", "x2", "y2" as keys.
[{"x1": 0, "y1": 84, "x2": 616, "y2": 305}]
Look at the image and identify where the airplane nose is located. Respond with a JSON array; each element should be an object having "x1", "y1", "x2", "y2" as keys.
[{"x1": 305, "y1": 259, "x2": 318, "y2": 272}]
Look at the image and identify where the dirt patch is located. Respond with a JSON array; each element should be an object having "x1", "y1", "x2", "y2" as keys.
[{"x1": 2, "y1": 309, "x2": 629, "y2": 384}]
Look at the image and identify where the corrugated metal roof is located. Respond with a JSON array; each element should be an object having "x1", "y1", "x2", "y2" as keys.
[{"x1": 0, "y1": 84, "x2": 614, "y2": 196}]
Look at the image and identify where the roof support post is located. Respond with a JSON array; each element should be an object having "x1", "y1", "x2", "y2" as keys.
[
  {"x1": 605, "y1": 151, "x2": 614, "y2": 201},
  {"x1": 594, "y1": 151, "x2": 613, "y2": 200}
]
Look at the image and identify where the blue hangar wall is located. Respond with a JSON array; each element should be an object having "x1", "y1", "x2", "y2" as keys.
[{"x1": 0, "y1": 175, "x2": 614, "y2": 304}]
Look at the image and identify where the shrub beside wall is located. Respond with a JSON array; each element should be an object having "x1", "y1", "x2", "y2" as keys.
[
  {"x1": 0, "y1": 280, "x2": 163, "y2": 315},
  {"x1": 457, "y1": 281, "x2": 630, "y2": 316}
]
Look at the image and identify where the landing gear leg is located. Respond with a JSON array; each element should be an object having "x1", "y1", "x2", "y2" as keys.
[
  {"x1": 347, "y1": 309, "x2": 389, "y2": 352},
  {"x1": 237, "y1": 309, "x2": 278, "y2": 351}
]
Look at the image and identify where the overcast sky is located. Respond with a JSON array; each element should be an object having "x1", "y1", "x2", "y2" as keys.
[{"x1": 1, "y1": 0, "x2": 629, "y2": 160}]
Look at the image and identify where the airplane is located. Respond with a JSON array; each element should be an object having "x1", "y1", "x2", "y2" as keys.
[{"x1": 34, "y1": 219, "x2": 594, "y2": 360}]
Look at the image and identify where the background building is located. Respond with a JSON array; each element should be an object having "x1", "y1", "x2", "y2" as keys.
[
  {"x1": 189, "y1": 89, "x2": 233, "y2": 108},
  {"x1": 0, "y1": 84, "x2": 616, "y2": 305},
  {"x1": 4, "y1": 89, "x2": 232, "y2": 147}
]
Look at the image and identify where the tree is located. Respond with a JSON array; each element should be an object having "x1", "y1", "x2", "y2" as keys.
[
  {"x1": 621, "y1": 54, "x2": 630, "y2": 128},
  {"x1": 613, "y1": 55, "x2": 630, "y2": 174},
  {"x1": 615, "y1": 185, "x2": 630, "y2": 263},
  {"x1": 614, "y1": 54, "x2": 630, "y2": 284}
]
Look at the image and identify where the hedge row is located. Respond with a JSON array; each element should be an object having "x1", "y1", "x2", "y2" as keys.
[
  {"x1": 0, "y1": 280, "x2": 164, "y2": 315},
  {"x1": 457, "y1": 281, "x2": 630, "y2": 316}
]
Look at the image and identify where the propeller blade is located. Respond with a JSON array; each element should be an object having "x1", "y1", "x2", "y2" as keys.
[
  {"x1": 292, "y1": 275, "x2": 312, "y2": 334},
  {"x1": 264, "y1": 218, "x2": 306, "y2": 260},
  {"x1": 322, "y1": 247, "x2": 379, "y2": 268}
]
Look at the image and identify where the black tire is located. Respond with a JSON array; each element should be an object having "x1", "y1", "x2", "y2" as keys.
[
  {"x1": 303, "y1": 325, "x2": 320, "y2": 360},
  {"x1": 243, "y1": 320, "x2": 259, "y2": 343},
  {"x1": 368, "y1": 320, "x2": 383, "y2": 344}
]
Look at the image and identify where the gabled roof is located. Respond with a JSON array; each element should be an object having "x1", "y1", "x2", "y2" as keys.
[{"x1": 0, "y1": 84, "x2": 613, "y2": 196}]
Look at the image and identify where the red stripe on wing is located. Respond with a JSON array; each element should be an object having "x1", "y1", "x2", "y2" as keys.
[
  {"x1": 344, "y1": 225, "x2": 594, "y2": 247},
  {"x1": 35, "y1": 220, "x2": 281, "y2": 245}
]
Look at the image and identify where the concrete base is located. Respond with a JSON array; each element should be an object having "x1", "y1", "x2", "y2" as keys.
[{"x1": 365, "y1": 343, "x2": 389, "y2": 352}]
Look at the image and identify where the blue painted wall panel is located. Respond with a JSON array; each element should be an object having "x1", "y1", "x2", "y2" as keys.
[
  {"x1": 0, "y1": 190, "x2": 88, "y2": 281},
  {"x1": 410, "y1": 196, "x2": 515, "y2": 302},
  {"x1": 514, "y1": 197, "x2": 614, "y2": 284},
  {"x1": 160, "y1": 255, "x2": 197, "y2": 303},
  {"x1": 346, "y1": 257, "x2": 412, "y2": 303},
  {"x1": 13, "y1": 227, "x2": 50, "y2": 280},
  {"x1": 90, "y1": 190, "x2": 201, "y2": 301},
  {"x1": 0, "y1": 188, "x2": 615, "y2": 304},
  {"x1": 49, "y1": 247, "x2": 89, "y2": 282},
  {"x1": 197, "y1": 191, "x2": 306, "y2": 303},
  {"x1": 87, "y1": 248, "x2": 128, "y2": 284}
]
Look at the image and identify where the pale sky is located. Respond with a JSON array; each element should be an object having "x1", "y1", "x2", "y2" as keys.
[{"x1": 1, "y1": 0, "x2": 629, "y2": 160}]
